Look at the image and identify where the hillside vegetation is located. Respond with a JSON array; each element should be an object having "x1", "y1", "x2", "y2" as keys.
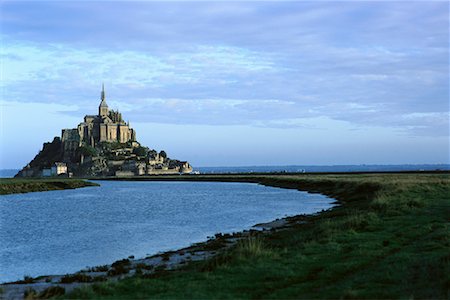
[{"x1": 64, "y1": 173, "x2": 449, "y2": 299}]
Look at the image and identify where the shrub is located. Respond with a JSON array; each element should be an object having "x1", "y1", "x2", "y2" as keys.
[
  {"x1": 91, "y1": 265, "x2": 109, "y2": 272},
  {"x1": 133, "y1": 146, "x2": 148, "y2": 157},
  {"x1": 108, "y1": 267, "x2": 129, "y2": 276},
  {"x1": 60, "y1": 273, "x2": 93, "y2": 283},
  {"x1": 136, "y1": 263, "x2": 153, "y2": 270},
  {"x1": 23, "y1": 275, "x2": 34, "y2": 283},
  {"x1": 203, "y1": 238, "x2": 227, "y2": 251},
  {"x1": 108, "y1": 259, "x2": 131, "y2": 276},
  {"x1": 111, "y1": 258, "x2": 130, "y2": 268},
  {"x1": 78, "y1": 145, "x2": 98, "y2": 157}
]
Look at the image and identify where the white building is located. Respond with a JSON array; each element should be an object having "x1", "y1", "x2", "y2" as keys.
[{"x1": 42, "y1": 162, "x2": 68, "y2": 177}]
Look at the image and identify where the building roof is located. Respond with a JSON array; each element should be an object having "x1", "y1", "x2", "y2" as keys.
[{"x1": 99, "y1": 99, "x2": 108, "y2": 107}]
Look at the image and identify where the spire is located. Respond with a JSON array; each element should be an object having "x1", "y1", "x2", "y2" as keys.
[
  {"x1": 101, "y1": 83, "x2": 105, "y2": 101},
  {"x1": 99, "y1": 84, "x2": 108, "y2": 108},
  {"x1": 99, "y1": 83, "x2": 109, "y2": 116}
]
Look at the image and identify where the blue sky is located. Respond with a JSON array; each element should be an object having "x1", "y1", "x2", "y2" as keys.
[{"x1": 0, "y1": 1, "x2": 448, "y2": 168}]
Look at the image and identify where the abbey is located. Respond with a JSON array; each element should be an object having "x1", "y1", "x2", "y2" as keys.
[{"x1": 61, "y1": 85, "x2": 137, "y2": 153}]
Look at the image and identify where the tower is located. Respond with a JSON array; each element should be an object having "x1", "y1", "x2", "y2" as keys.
[{"x1": 98, "y1": 83, "x2": 109, "y2": 117}]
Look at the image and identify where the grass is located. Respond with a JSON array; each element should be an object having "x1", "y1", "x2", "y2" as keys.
[
  {"x1": 59, "y1": 173, "x2": 449, "y2": 299},
  {"x1": 0, "y1": 178, "x2": 99, "y2": 195},
  {"x1": 25, "y1": 286, "x2": 65, "y2": 299}
]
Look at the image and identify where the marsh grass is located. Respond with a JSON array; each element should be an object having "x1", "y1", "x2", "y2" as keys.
[
  {"x1": 64, "y1": 173, "x2": 449, "y2": 299},
  {"x1": 0, "y1": 178, "x2": 98, "y2": 195},
  {"x1": 24, "y1": 286, "x2": 65, "y2": 300},
  {"x1": 235, "y1": 237, "x2": 275, "y2": 259}
]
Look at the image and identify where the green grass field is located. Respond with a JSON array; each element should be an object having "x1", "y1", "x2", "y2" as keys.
[
  {"x1": 62, "y1": 173, "x2": 449, "y2": 299},
  {"x1": 0, "y1": 178, "x2": 99, "y2": 195}
]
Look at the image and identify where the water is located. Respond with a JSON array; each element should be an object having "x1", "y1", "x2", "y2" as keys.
[
  {"x1": 0, "y1": 169, "x2": 19, "y2": 178},
  {"x1": 0, "y1": 181, "x2": 333, "y2": 283}
]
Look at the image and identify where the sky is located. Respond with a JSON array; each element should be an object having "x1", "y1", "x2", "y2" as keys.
[{"x1": 0, "y1": 1, "x2": 449, "y2": 168}]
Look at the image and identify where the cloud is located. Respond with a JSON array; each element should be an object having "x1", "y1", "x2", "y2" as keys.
[
  {"x1": 0, "y1": 1, "x2": 448, "y2": 137},
  {"x1": 0, "y1": 40, "x2": 276, "y2": 87}
]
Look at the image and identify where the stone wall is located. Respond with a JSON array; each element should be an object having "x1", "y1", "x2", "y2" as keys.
[
  {"x1": 115, "y1": 170, "x2": 135, "y2": 177},
  {"x1": 61, "y1": 129, "x2": 80, "y2": 152}
]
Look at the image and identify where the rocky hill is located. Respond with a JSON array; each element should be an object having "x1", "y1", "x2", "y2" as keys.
[{"x1": 15, "y1": 86, "x2": 192, "y2": 178}]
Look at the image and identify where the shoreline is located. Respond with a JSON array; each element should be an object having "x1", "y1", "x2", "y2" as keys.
[
  {"x1": 0, "y1": 174, "x2": 389, "y2": 298},
  {"x1": 1, "y1": 170, "x2": 447, "y2": 196},
  {"x1": 1, "y1": 173, "x2": 449, "y2": 299}
]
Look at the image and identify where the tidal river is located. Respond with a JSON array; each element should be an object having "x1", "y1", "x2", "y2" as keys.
[{"x1": 0, "y1": 181, "x2": 333, "y2": 283}]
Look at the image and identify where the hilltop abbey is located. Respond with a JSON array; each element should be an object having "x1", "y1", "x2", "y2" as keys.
[
  {"x1": 16, "y1": 86, "x2": 192, "y2": 177},
  {"x1": 61, "y1": 85, "x2": 138, "y2": 154}
]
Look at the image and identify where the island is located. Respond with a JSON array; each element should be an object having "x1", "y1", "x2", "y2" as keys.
[{"x1": 15, "y1": 85, "x2": 193, "y2": 178}]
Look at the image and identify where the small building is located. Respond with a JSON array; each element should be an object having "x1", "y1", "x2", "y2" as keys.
[
  {"x1": 136, "y1": 162, "x2": 146, "y2": 175},
  {"x1": 147, "y1": 153, "x2": 164, "y2": 165},
  {"x1": 42, "y1": 168, "x2": 53, "y2": 177},
  {"x1": 42, "y1": 162, "x2": 68, "y2": 177},
  {"x1": 52, "y1": 162, "x2": 68, "y2": 175},
  {"x1": 180, "y1": 161, "x2": 193, "y2": 173}
]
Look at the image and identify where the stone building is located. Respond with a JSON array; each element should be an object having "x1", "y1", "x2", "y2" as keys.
[
  {"x1": 62, "y1": 84, "x2": 136, "y2": 149},
  {"x1": 42, "y1": 162, "x2": 68, "y2": 177}
]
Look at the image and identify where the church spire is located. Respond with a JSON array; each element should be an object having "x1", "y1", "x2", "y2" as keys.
[
  {"x1": 99, "y1": 83, "x2": 109, "y2": 117},
  {"x1": 101, "y1": 83, "x2": 105, "y2": 101}
]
